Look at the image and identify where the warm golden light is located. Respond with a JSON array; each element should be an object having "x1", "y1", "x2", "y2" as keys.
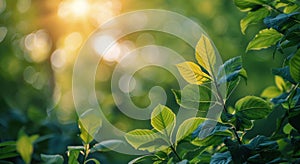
[
  {"x1": 58, "y1": 0, "x2": 90, "y2": 19},
  {"x1": 70, "y1": 0, "x2": 88, "y2": 17}
]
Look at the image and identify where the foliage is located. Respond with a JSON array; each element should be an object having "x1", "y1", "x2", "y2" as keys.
[
  {"x1": 123, "y1": 0, "x2": 300, "y2": 163},
  {"x1": 0, "y1": 0, "x2": 299, "y2": 163}
]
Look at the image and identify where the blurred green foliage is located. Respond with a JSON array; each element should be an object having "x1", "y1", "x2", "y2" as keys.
[{"x1": 0, "y1": 0, "x2": 289, "y2": 163}]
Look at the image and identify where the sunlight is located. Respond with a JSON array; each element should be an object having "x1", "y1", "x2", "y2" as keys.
[
  {"x1": 70, "y1": 0, "x2": 89, "y2": 17},
  {"x1": 58, "y1": 0, "x2": 90, "y2": 19}
]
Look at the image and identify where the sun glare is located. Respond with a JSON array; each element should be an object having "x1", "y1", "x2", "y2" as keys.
[
  {"x1": 58, "y1": 0, "x2": 90, "y2": 19},
  {"x1": 70, "y1": 0, "x2": 88, "y2": 17}
]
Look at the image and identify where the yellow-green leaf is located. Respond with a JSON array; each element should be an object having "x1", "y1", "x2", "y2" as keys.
[
  {"x1": 275, "y1": 76, "x2": 286, "y2": 92},
  {"x1": 247, "y1": 28, "x2": 283, "y2": 51},
  {"x1": 175, "y1": 117, "x2": 205, "y2": 143},
  {"x1": 125, "y1": 129, "x2": 168, "y2": 152},
  {"x1": 16, "y1": 133, "x2": 38, "y2": 164},
  {"x1": 151, "y1": 104, "x2": 176, "y2": 138},
  {"x1": 260, "y1": 86, "x2": 282, "y2": 98},
  {"x1": 79, "y1": 108, "x2": 102, "y2": 144},
  {"x1": 176, "y1": 62, "x2": 210, "y2": 85},
  {"x1": 290, "y1": 49, "x2": 300, "y2": 82},
  {"x1": 195, "y1": 35, "x2": 216, "y2": 75},
  {"x1": 241, "y1": 8, "x2": 270, "y2": 34}
]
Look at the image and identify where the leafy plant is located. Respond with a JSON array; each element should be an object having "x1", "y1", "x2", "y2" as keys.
[{"x1": 125, "y1": 0, "x2": 300, "y2": 162}]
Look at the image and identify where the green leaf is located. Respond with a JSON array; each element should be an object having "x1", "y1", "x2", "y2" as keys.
[
  {"x1": 264, "y1": 12, "x2": 300, "y2": 31},
  {"x1": 247, "y1": 28, "x2": 283, "y2": 51},
  {"x1": 90, "y1": 139, "x2": 124, "y2": 152},
  {"x1": 234, "y1": 0, "x2": 270, "y2": 11},
  {"x1": 172, "y1": 84, "x2": 215, "y2": 111},
  {"x1": 289, "y1": 49, "x2": 300, "y2": 82},
  {"x1": 241, "y1": 8, "x2": 270, "y2": 34},
  {"x1": 151, "y1": 104, "x2": 176, "y2": 138},
  {"x1": 210, "y1": 151, "x2": 232, "y2": 164},
  {"x1": 128, "y1": 155, "x2": 154, "y2": 164},
  {"x1": 0, "y1": 153, "x2": 19, "y2": 160},
  {"x1": 176, "y1": 61, "x2": 210, "y2": 85},
  {"x1": 217, "y1": 56, "x2": 247, "y2": 84},
  {"x1": 41, "y1": 154, "x2": 64, "y2": 164},
  {"x1": 79, "y1": 108, "x2": 102, "y2": 144},
  {"x1": 235, "y1": 96, "x2": 272, "y2": 120},
  {"x1": 0, "y1": 141, "x2": 16, "y2": 147},
  {"x1": 283, "y1": 123, "x2": 294, "y2": 134},
  {"x1": 260, "y1": 86, "x2": 282, "y2": 98},
  {"x1": 0, "y1": 141, "x2": 17, "y2": 159},
  {"x1": 275, "y1": 76, "x2": 286, "y2": 91},
  {"x1": 67, "y1": 146, "x2": 81, "y2": 164},
  {"x1": 16, "y1": 132, "x2": 38, "y2": 164},
  {"x1": 235, "y1": 116, "x2": 254, "y2": 131},
  {"x1": 195, "y1": 35, "x2": 216, "y2": 76},
  {"x1": 125, "y1": 129, "x2": 168, "y2": 152},
  {"x1": 272, "y1": 66, "x2": 296, "y2": 84},
  {"x1": 244, "y1": 135, "x2": 278, "y2": 151},
  {"x1": 192, "y1": 123, "x2": 232, "y2": 147},
  {"x1": 84, "y1": 158, "x2": 100, "y2": 164},
  {"x1": 176, "y1": 117, "x2": 205, "y2": 143}
]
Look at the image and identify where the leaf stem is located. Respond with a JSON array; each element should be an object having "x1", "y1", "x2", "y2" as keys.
[
  {"x1": 170, "y1": 144, "x2": 181, "y2": 161},
  {"x1": 265, "y1": 4, "x2": 300, "y2": 24},
  {"x1": 232, "y1": 127, "x2": 242, "y2": 145},
  {"x1": 83, "y1": 143, "x2": 90, "y2": 163}
]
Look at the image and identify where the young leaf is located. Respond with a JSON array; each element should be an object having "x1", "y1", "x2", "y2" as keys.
[
  {"x1": 151, "y1": 104, "x2": 176, "y2": 138},
  {"x1": 260, "y1": 86, "x2": 282, "y2": 98},
  {"x1": 217, "y1": 56, "x2": 247, "y2": 84},
  {"x1": 195, "y1": 35, "x2": 216, "y2": 76},
  {"x1": 275, "y1": 76, "x2": 286, "y2": 92},
  {"x1": 289, "y1": 49, "x2": 300, "y2": 82},
  {"x1": 125, "y1": 129, "x2": 168, "y2": 152},
  {"x1": 176, "y1": 62, "x2": 210, "y2": 85},
  {"x1": 79, "y1": 108, "x2": 102, "y2": 144},
  {"x1": 90, "y1": 139, "x2": 124, "y2": 152},
  {"x1": 176, "y1": 117, "x2": 205, "y2": 143},
  {"x1": 247, "y1": 28, "x2": 283, "y2": 51},
  {"x1": 16, "y1": 132, "x2": 38, "y2": 164},
  {"x1": 41, "y1": 154, "x2": 64, "y2": 164},
  {"x1": 172, "y1": 84, "x2": 215, "y2": 111},
  {"x1": 235, "y1": 96, "x2": 272, "y2": 120},
  {"x1": 241, "y1": 8, "x2": 270, "y2": 34},
  {"x1": 67, "y1": 146, "x2": 81, "y2": 164}
]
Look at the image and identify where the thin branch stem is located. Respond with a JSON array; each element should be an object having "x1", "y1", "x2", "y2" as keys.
[
  {"x1": 232, "y1": 127, "x2": 242, "y2": 145},
  {"x1": 170, "y1": 144, "x2": 181, "y2": 161}
]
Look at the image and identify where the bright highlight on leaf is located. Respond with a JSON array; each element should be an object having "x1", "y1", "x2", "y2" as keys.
[
  {"x1": 247, "y1": 28, "x2": 283, "y2": 51},
  {"x1": 196, "y1": 35, "x2": 216, "y2": 76},
  {"x1": 176, "y1": 61, "x2": 210, "y2": 85},
  {"x1": 125, "y1": 129, "x2": 168, "y2": 152},
  {"x1": 241, "y1": 8, "x2": 270, "y2": 34},
  {"x1": 151, "y1": 104, "x2": 176, "y2": 137},
  {"x1": 176, "y1": 117, "x2": 205, "y2": 143}
]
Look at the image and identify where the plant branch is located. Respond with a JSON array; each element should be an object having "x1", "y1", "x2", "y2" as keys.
[
  {"x1": 232, "y1": 127, "x2": 242, "y2": 145},
  {"x1": 170, "y1": 144, "x2": 181, "y2": 161}
]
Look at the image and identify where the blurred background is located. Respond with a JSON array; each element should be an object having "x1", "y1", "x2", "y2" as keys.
[{"x1": 0, "y1": 0, "x2": 284, "y2": 163}]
